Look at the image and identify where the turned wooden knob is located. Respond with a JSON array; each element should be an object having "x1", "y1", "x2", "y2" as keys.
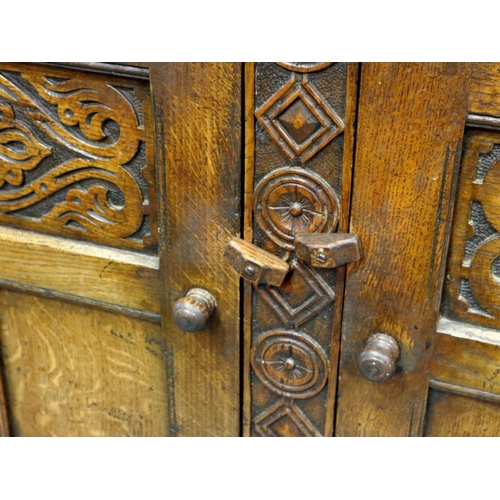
[
  {"x1": 357, "y1": 333, "x2": 400, "y2": 382},
  {"x1": 173, "y1": 288, "x2": 217, "y2": 332}
]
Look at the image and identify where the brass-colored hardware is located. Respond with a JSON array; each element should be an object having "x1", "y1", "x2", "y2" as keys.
[
  {"x1": 173, "y1": 288, "x2": 217, "y2": 332},
  {"x1": 294, "y1": 233, "x2": 363, "y2": 268},
  {"x1": 224, "y1": 238, "x2": 290, "y2": 286},
  {"x1": 357, "y1": 333, "x2": 400, "y2": 382}
]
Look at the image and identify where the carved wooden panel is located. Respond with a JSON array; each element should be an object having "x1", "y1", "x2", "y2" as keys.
[
  {"x1": 244, "y1": 63, "x2": 358, "y2": 436},
  {"x1": 443, "y1": 129, "x2": 500, "y2": 334},
  {"x1": 0, "y1": 63, "x2": 157, "y2": 252}
]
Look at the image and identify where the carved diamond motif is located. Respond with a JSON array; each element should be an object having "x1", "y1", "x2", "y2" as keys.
[
  {"x1": 255, "y1": 259, "x2": 335, "y2": 328},
  {"x1": 256, "y1": 74, "x2": 344, "y2": 163},
  {"x1": 277, "y1": 99, "x2": 322, "y2": 146},
  {"x1": 254, "y1": 399, "x2": 321, "y2": 437}
]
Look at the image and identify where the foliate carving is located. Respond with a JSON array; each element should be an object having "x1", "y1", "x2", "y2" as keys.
[
  {"x1": 0, "y1": 103, "x2": 52, "y2": 186},
  {"x1": 251, "y1": 330, "x2": 328, "y2": 399},
  {"x1": 445, "y1": 131, "x2": 500, "y2": 331},
  {"x1": 277, "y1": 63, "x2": 334, "y2": 73},
  {"x1": 0, "y1": 65, "x2": 156, "y2": 251},
  {"x1": 248, "y1": 63, "x2": 354, "y2": 436},
  {"x1": 253, "y1": 167, "x2": 339, "y2": 250},
  {"x1": 256, "y1": 73, "x2": 344, "y2": 163}
]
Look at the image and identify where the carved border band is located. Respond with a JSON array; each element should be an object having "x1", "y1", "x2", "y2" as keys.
[{"x1": 244, "y1": 62, "x2": 358, "y2": 436}]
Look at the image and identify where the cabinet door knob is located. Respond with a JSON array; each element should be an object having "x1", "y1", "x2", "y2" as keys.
[
  {"x1": 173, "y1": 288, "x2": 217, "y2": 332},
  {"x1": 294, "y1": 233, "x2": 363, "y2": 268},
  {"x1": 224, "y1": 238, "x2": 290, "y2": 286},
  {"x1": 357, "y1": 333, "x2": 400, "y2": 382}
]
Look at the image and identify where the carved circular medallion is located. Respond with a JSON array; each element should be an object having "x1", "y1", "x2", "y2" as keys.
[
  {"x1": 253, "y1": 168, "x2": 339, "y2": 250},
  {"x1": 251, "y1": 331, "x2": 328, "y2": 399},
  {"x1": 277, "y1": 62, "x2": 334, "y2": 73}
]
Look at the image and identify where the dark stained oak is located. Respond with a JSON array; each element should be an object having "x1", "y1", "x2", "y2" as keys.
[{"x1": 243, "y1": 63, "x2": 359, "y2": 437}]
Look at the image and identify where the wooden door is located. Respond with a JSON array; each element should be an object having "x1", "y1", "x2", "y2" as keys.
[
  {"x1": 335, "y1": 63, "x2": 500, "y2": 436},
  {"x1": 3, "y1": 62, "x2": 499, "y2": 437},
  {"x1": 241, "y1": 62, "x2": 500, "y2": 437},
  {"x1": 0, "y1": 62, "x2": 242, "y2": 436}
]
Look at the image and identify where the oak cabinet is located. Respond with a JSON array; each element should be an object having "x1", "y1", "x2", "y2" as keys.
[{"x1": 0, "y1": 62, "x2": 499, "y2": 436}]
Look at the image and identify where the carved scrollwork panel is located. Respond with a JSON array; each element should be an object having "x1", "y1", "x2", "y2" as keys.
[
  {"x1": 0, "y1": 63, "x2": 157, "y2": 252},
  {"x1": 444, "y1": 130, "x2": 500, "y2": 332},
  {"x1": 246, "y1": 63, "x2": 358, "y2": 436}
]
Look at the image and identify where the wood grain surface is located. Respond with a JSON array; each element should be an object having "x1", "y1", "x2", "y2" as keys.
[
  {"x1": 0, "y1": 290, "x2": 167, "y2": 436},
  {"x1": 0, "y1": 63, "x2": 157, "y2": 252},
  {"x1": 431, "y1": 332, "x2": 500, "y2": 398},
  {"x1": 335, "y1": 63, "x2": 471, "y2": 436},
  {"x1": 0, "y1": 356, "x2": 9, "y2": 436},
  {"x1": 424, "y1": 388, "x2": 500, "y2": 436},
  {"x1": 442, "y1": 129, "x2": 500, "y2": 333},
  {"x1": 150, "y1": 63, "x2": 242, "y2": 436},
  {"x1": 243, "y1": 63, "x2": 358, "y2": 436},
  {"x1": 468, "y1": 63, "x2": 500, "y2": 117},
  {"x1": 0, "y1": 226, "x2": 160, "y2": 315}
]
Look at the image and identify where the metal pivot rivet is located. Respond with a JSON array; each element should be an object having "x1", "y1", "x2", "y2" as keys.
[{"x1": 316, "y1": 252, "x2": 328, "y2": 263}]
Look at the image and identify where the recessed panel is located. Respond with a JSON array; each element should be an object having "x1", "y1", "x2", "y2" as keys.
[
  {"x1": 0, "y1": 290, "x2": 167, "y2": 436},
  {"x1": 443, "y1": 129, "x2": 500, "y2": 335},
  {"x1": 0, "y1": 63, "x2": 157, "y2": 252},
  {"x1": 424, "y1": 389, "x2": 500, "y2": 437}
]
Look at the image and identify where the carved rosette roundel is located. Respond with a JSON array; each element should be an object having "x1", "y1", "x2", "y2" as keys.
[
  {"x1": 253, "y1": 167, "x2": 339, "y2": 250},
  {"x1": 277, "y1": 63, "x2": 334, "y2": 73},
  {"x1": 251, "y1": 331, "x2": 328, "y2": 399}
]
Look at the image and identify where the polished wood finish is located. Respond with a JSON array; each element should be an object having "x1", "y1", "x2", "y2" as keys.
[
  {"x1": 44, "y1": 62, "x2": 150, "y2": 79},
  {"x1": 0, "y1": 226, "x2": 160, "y2": 316},
  {"x1": 432, "y1": 323, "x2": 500, "y2": 399},
  {"x1": 336, "y1": 63, "x2": 471, "y2": 436},
  {"x1": 357, "y1": 333, "x2": 400, "y2": 383},
  {"x1": 468, "y1": 63, "x2": 500, "y2": 117},
  {"x1": 3, "y1": 62, "x2": 500, "y2": 437},
  {"x1": 0, "y1": 290, "x2": 167, "y2": 436},
  {"x1": 0, "y1": 63, "x2": 157, "y2": 252},
  {"x1": 0, "y1": 62, "x2": 242, "y2": 437},
  {"x1": 244, "y1": 62, "x2": 359, "y2": 436},
  {"x1": 295, "y1": 233, "x2": 363, "y2": 268},
  {"x1": 150, "y1": 63, "x2": 242, "y2": 436},
  {"x1": 443, "y1": 129, "x2": 500, "y2": 332},
  {"x1": 224, "y1": 238, "x2": 290, "y2": 286},
  {"x1": 424, "y1": 389, "x2": 500, "y2": 436},
  {"x1": 173, "y1": 288, "x2": 217, "y2": 332}
]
